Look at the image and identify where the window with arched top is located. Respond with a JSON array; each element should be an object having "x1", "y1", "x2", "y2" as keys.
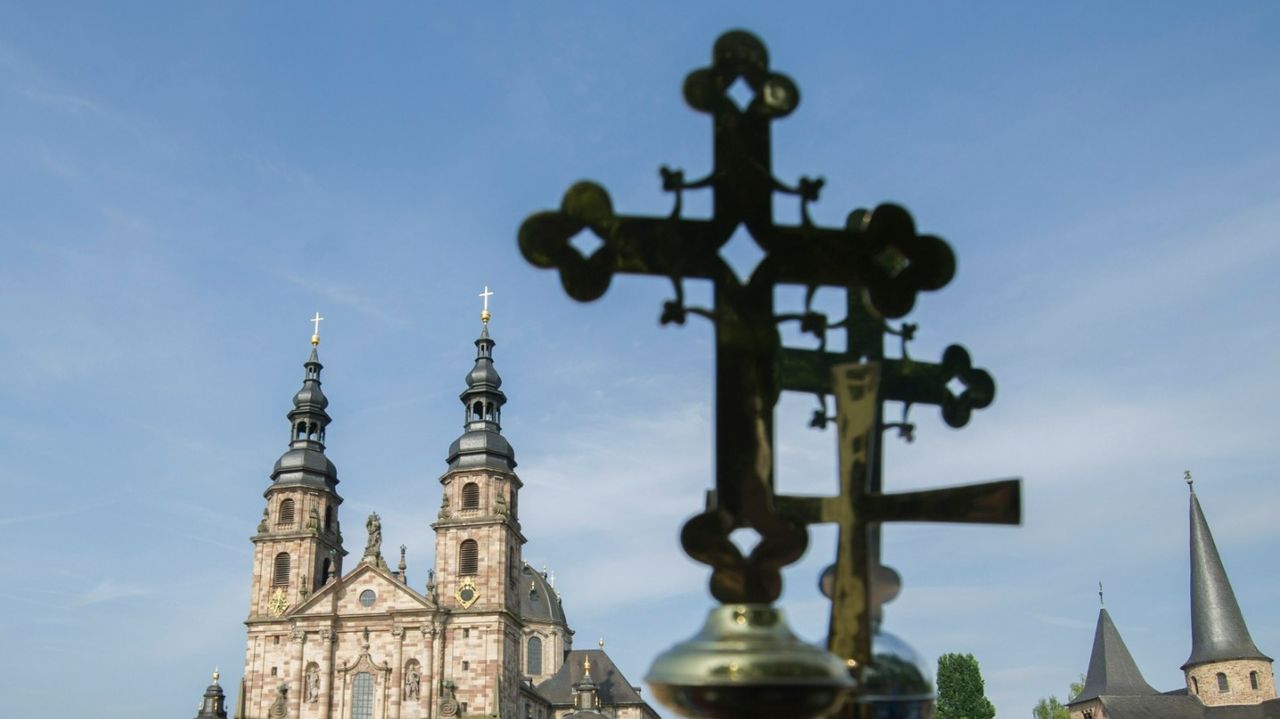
[
  {"x1": 462, "y1": 483, "x2": 480, "y2": 509},
  {"x1": 296, "y1": 423, "x2": 307, "y2": 440},
  {"x1": 278, "y1": 498, "x2": 295, "y2": 525},
  {"x1": 273, "y1": 552, "x2": 291, "y2": 586},
  {"x1": 324, "y1": 506, "x2": 334, "y2": 531},
  {"x1": 472, "y1": 401, "x2": 484, "y2": 421},
  {"x1": 352, "y1": 672, "x2": 374, "y2": 719},
  {"x1": 1218, "y1": 672, "x2": 1229, "y2": 692},
  {"x1": 1251, "y1": 671, "x2": 1260, "y2": 690},
  {"x1": 527, "y1": 635, "x2": 543, "y2": 675},
  {"x1": 459, "y1": 539, "x2": 479, "y2": 575}
]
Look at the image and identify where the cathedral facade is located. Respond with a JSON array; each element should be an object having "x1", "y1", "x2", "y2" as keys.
[
  {"x1": 220, "y1": 312, "x2": 660, "y2": 719},
  {"x1": 1068, "y1": 478, "x2": 1278, "y2": 719}
]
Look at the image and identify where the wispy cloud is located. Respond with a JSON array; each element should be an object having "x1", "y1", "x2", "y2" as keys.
[
  {"x1": 0, "y1": 508, "x2": 82, "y2": 526},
  {"x1": 76, "y1": 580, "x2": 152, "y2": 606},
  {"x1": 1030, "y1": 613, "x2": 1094, "y2": 630},
  {"x1": 280, "y1": 272, "x2": 412, "y2": 329}
]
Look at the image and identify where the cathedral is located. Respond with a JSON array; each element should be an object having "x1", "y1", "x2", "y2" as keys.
[
  {"x1": 192, "y1": 302, "x2": 661, "y2": 719},
  {"x1": 1068, "y1": 476, "x2": 1278, "y2": 718}
]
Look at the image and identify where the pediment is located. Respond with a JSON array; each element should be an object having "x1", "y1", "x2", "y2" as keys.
[{"x1": 290, "y1": 560, "x2": 435, "y2": 617}]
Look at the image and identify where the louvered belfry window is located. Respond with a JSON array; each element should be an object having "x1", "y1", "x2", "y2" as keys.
[
  {"x1": 462, "y1": 482, "x2": 480, "y2": 509},
  {"x1": 278, "y1": 498, "x2": 295, "y2": 525},
  {"x1": 273, "y1": 552, "x2": 291, "y2": 586},
  {"x1": 458, "y1": 539, "x2": 479, "y2": 575}
]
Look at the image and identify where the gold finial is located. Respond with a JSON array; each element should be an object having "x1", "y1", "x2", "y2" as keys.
[
  {"x1": 212, "y1": 666, "x2": 220, "y2": 685},
  {"x1": 479, "y1": 286, "x2": 494, "y2": 325},
  {"x1": 310, "y1": 312, "x2": 324, "y2": 346},
  {"x1": 583, "y1": 655, "x2": 591, "y2": 673},
  {"x1": 1185, "y1": 469, "x2": 1194, "y2": 490}
]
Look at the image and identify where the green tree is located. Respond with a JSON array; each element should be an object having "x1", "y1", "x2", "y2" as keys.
[
  {"x1": 935, "y1": 653, "x2": 996, "y2": 719},
  {"x1": 1033, "y1": 675, "x2": 1086, "y2": 719},
  {"x1": 1032, "y1": 696, "x2": 1068, "y2": 719}
]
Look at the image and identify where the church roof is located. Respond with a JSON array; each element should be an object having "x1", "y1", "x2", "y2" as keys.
[
  {"x1": 536, "y1": 650, "x2": 648, "y2": 707},
  {"x1": 1095, "y1": 695, "x2": 1280, "y2": 719},
  {"x1": 520, "y1": 563, "x2": 567, "y2": 624},
  {"x1": 1184, "y1": 487, "x2": 1270, "y2": 669},
  {"x1": 1073, "y1": 608, "x2": 1159, "y2": 704}
]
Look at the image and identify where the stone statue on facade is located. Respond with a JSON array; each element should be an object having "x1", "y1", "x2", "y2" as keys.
[
  {"x1": 405, "y1": 663, "x2": 421, "y2": 700},
  {"x1": 307, "y1": 506, "x2": 320, "y2": 531},
  {"x1": 437, "y1": 494, "x2": 450, "y2": 520},
  {"x1": 364, "y1": 512, "x2": 382, "y2": 558},
  {"x1": 257, "y1": 508, "x2": 269, "y2": 534},
  {"x1": 305, "y1": 665, "x2": 320, "y2": 703}
]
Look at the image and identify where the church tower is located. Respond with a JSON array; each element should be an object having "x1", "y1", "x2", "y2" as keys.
[
  {"x1": 1181, "y1": 475, "x2": 1275, "y2": 706},
  {"x1": 432, "y1": 291, "x2": 526, "y2": 717},
  {"x1": 248, "y1": 322, "x2": 346, "y2": 620}
]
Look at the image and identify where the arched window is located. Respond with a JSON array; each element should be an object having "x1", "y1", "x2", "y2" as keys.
[
  {"x1": 273, "y1": 552, "x2": 291, "y2": 586},
  {"x1": 462, "y1": 483, "x2": 480, "y2": 509},
  {"x1": 324, "y1": 506, "x2": 334, "y2": 531},
  {"x1": 1218, "y1": 672, "x2": 1229, "y2": 692},
  {"x1": 321, "y1": 558, "x2": 332, "y2": 583},
  {"x1": 296, "y1": 423, "x2": 307, "y2": 440},
  {"x1": 527, "y1": 635, "x2": 543, "y2": 675},
  {"x1": 352, "y1": 672, "x2": 374, "y2": 719},
  {"x1": 1251, "y1": 671, "x2": 1260, "y2": 690},
  {"x1": 278, "y1": 499, "x2": 295, "y2": 526},
  {"x1": 472, "y1": 401, "x2": 484, "y2": 421},
  {"x1": 458, "y1": 539, "x2": 479, "y2": 575}
]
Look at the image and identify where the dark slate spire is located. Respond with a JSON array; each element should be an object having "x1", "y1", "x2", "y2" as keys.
[
  {"x1": 193, "y1": 668, "x2": 228, "y2": 719},
  {"x1": 1074, "y1": 608, "x2": 1159, "y2": 703},
  {"x1": 445, "y1": 292, "x2": 516, "y2": 472},
  {"x1": 1183, "y1": 476, "x2": 1269, "y2": 669},
  {"x1": 270, "y1": 334, "x2": 339, "y2": 494}
]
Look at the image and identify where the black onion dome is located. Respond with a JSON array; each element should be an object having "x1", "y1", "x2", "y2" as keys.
[
  {"x1": 521, "y1": 563, "x2": 568, "y2": 624},
  {"x1": 270, "y1": 344, "x2": 340, "y2": 496},
  {"x1": 446, "y1": 322, "x2": 515, "y2": 473}
]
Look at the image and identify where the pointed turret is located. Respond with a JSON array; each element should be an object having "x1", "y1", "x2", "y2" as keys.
[
  {"x1": 1073, "y1": 608, "x2": 1159, "y2": 703},
  {"x1": 1183, "y1": 477, "x2": 1269, "y2": 669},
  {"x1": 445, "y1": 292, "x2": 516, "y2": 472},
  {"x1": 192, "y1": 668, "x2": 228, "y2": 719}
]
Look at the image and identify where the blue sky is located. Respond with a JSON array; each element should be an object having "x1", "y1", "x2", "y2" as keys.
[{"x1": 2, "y1": 3, "x2": 1279, "y2": 717}]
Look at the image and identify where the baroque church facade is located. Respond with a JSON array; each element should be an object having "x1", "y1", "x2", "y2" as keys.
[
  {"x1": 200, "y1": 308, "x2": 660, "y2": 719},
  {"x1": 1068, "y1": 477, "x2": 1278, "y2": 718}
]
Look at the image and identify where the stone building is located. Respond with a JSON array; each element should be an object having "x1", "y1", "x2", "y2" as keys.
[
  {"x1": 210, "y1": 307, "x2": 660, "y2": 719},
  {"x1": 1067, "y1": 478, "x2": 1278, "y2": 718}
]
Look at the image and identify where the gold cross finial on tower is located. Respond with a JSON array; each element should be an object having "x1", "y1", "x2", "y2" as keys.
[
  {"x1": 213, "y1": 666, "x2": 220, "y2": 684},
  {"x1": 310, "y1": 312, "x2": 324, "y2": 346},
  {"x1": 479, "y1": 286, "x2": 494, "y2": 325}
]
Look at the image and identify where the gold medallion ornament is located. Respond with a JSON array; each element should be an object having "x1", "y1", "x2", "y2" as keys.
[
  {"x1": 268, "y1": 588, "x2": 290, "y2": 617},
  {"x1": 455, "y1": 578, "x2": 480, "y2": 609}
]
